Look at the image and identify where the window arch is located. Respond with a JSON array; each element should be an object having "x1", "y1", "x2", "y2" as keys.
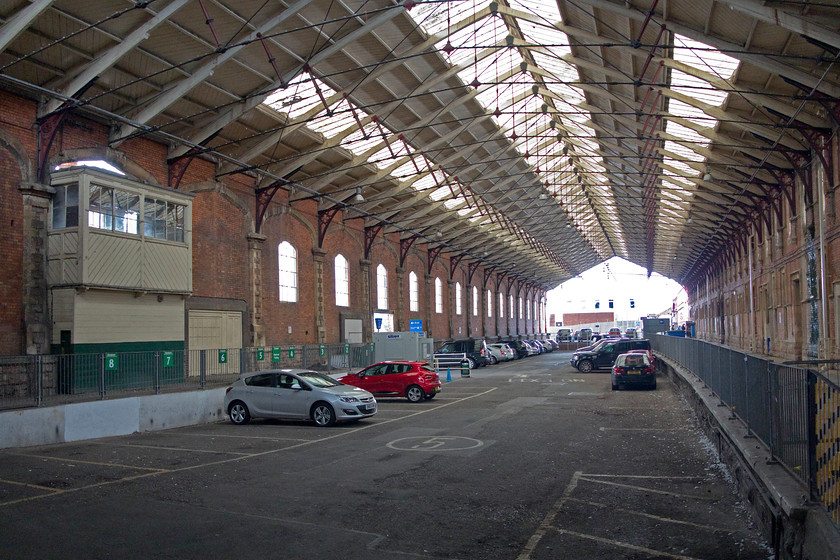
[
  {"x1": 435, "y1": 277, "x2": 442, "y2": 313},
  {"x1": 455, "y1": 282, "x2": 462, "y2": 315},
  {"x1": 409, "y1": 271, "x2": 418, "y2": 312},
  {"x1": 377, "y1": 264, "x2": 388, "y2": 309},
  {"x1": 335, "y1": 254, "x2": 349, "y2": 307},
  {"x1": 278, "y1": 241, "x2": 297, "y2": 302},
  {"x1": 472, "y1": 286, "x2": 478, "y2": 316}
]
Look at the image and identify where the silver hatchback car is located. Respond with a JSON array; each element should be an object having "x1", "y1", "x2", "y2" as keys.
[{"x1": 224, "y1": 369, "x2": 377, "y2": 427}]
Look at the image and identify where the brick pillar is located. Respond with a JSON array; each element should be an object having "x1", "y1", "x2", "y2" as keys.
[
  {"x1": 247, "y1": 233, "x2": 267, "y2": 347},
  {"x1": 395, "y1": 266, "x2": 404, "y2": 332},
  {"x1": 312, "y1": 248, "x2": 327, "y2": 344},
  {"x1": 360, "y1": 259, "x2": 371, "y2": 341},
  {"x1": 19, "y1": 182, "x2": 54, "y2": 355},
  {"x1": 496, "y1": 287, "x2": 503, "y2": 338}
]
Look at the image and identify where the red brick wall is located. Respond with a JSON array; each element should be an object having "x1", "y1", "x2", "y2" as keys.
[
  {"x1": 563, "y1": 312, "x2": 615, "y2": 326},
  {"x1": 430, "y1": 259, "x2": 449, "y2": 339},
  {"x1": 0, "y1": 147, "x2": 25, "y2": 354}
]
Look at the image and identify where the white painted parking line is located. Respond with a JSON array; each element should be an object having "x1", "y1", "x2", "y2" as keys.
[
  {"x1": 599, "y1": 426, "x2": 679, "y2": 432},
  {"x1": 564, "y1": 497, "x2": 728, "y2": 532},
  {"x1": 550, "y1": 528, "x2": 703, "y2": 560},
  {"x1": 577, "y1": 475, "x2": 720, "y2": 500},
  {"x1": 517, "y1": 471, "x2": 722, "y2": 560},
  {"x1": 517, "y1": 471, "x2": 581, "y2": 559}
]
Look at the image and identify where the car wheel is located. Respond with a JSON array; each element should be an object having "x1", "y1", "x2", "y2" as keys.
[
  {"x1": 577, "y1": 360, "x2": 593, "y2": 373},
  {"x1": 489, "y1": 355, "x2": 498, "y2": 365},
  {"x1": 311, "y1": 402, "x2": 336, "y2": 427},
  {"x1": 406, "y1": 385, "x2": 424, "y2": 403},
  {"x1": 228, "y1": 401, "x2": 251, "y2": 425},
  {"x1": 611, "y1": 381, "x2": 618, "y2": 391},
  {"x1": 649, "y1": 380, "x2": 657, "y2": 390},
  {"x1": 467, "y1": 357, "x2": 476, "y2": 369}
]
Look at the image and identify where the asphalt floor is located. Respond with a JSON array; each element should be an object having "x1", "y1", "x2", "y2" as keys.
[{"x1": 0, "y1": 351, "x2": 773, "y2": 559}]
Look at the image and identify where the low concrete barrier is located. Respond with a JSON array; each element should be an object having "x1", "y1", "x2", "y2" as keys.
[{"x1": 0, "y1": 388, "x2": 227, "y2": 449}]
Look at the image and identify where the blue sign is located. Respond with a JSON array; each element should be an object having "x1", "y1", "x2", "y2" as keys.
[
  {"x1": 375, "y1": 317, "x2": 383, "y2": 330},
  {"x1": 409, "y1": 319, "x2": 423, "y2": 332}
]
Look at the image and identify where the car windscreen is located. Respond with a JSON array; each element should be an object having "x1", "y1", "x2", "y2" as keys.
[{"x1": 297, "y1": 371, "x2": 342, "y2": 388}]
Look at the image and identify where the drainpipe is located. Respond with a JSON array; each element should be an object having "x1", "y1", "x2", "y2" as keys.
[
  {"x1": 818, "y1": 165, "x2": 828, "y2": 359},
  {"x1": 748, "y1": 235, "x2": 755, "y2": 353}
]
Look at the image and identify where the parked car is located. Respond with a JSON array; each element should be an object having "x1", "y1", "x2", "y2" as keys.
[
  {"x1": 570, "y1": 338, "x2": 652, "y2": 373},
  {"x1": 499, "y1": 340, "x2": 530, "y2": 359},
  {"x1": 488, "y1": 343, "x2": 515, "y2": 363},
  {"x1": 608, "y1": 327, "x2": 622, "y2": 337},
  {"x1": 624, "y1": 328, "x2": 637, "y2": 339},
  {"x1": 522, "y1": 341, "x2": 541, "y2": 356},
  {"x1": 556, "y1": 328, "x2": 572, "y2": 342},
  {"x1": 224, "y1": 369, "x2": 377, "y2": 426},
  {"x1": 576, "y1": 328, "x2": 593, "y2": 342},
  {"x1": 611, "y1": 352, "x2": 656, "y2": 390},
  {"x1": 338, "y1": 361, "x2": 441, "y2": 402},
  {"x1": 627, "y1": 348, "x2": 656, "y2": 369},
  {"x1": 435, "y1": 338, "x2": 490, "y2": 368},
  {"x1": 543, "y1": 339, "x2": 559, "y2": 351}
]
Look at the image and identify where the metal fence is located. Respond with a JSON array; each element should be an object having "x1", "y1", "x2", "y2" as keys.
[
  {"x1": 0, "y1": 343, "x2": 375, "y2": 412},
  {"x1": 651, "y1": 334, "x2": 839, "y2": 526}
]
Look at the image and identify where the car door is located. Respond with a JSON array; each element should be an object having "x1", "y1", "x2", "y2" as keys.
[
  {"x1": 595, "y1": 343, "x2": 618, "y2": 368},
  {"x1": 272, "y1": 373, "x2": 311, "y2": 419},
  {"x1": 358, "y1": 363, "x2": 389, "y2": 394},
  {"x1": 380, "y1": 364, "x2": 408, "y2": 395},
  {"x1": 243, "y1": 373, "x2": 278, "y2": 416}
]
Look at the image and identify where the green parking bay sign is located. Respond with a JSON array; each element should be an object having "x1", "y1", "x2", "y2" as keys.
[{"x1": 105, "y1": 353, "x2": 118, "y2": 371}]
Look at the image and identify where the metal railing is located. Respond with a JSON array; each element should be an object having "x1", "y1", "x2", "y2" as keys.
[
  {"x1": 651, "y1": 334, "x2": 840, "y2": 526},
  {"x1": 0, "y1": 343, "x2": 375, "y2": 411}
]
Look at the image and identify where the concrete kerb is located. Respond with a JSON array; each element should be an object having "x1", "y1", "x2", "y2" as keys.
[{"x1": 657, "y1": 353, "x2": 840, "y2": 560}]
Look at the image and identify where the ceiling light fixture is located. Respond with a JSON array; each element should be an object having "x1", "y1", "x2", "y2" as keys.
[{"x1": 353, "y1": 187, "x2": 365, "y2": 203}]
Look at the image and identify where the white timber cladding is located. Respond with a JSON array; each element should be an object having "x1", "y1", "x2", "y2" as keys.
[
  {"x1": 50, "y1": 288, "x2": 75, "y2": 342},
  {"x1": 47, "y1": 167, "x2": 193, "y2": 293},
  {"x1": 188, "y1": 310, "x2": 243, "y2": 350},
  {"x1": 73, "y1": 290, "x2": 184, "y2": 344}
]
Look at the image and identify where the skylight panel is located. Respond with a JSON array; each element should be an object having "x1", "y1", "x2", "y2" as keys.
[
  {"x1": 430, "y1": 185, "x2": 451, "y2": 201},
  {"x1": 509, "y1": 0, "x2": 561, "y2": 20},
  {"x1": 674, "y1": 35, "x2": 739, "y2": 83},
  {"x1": 307, "y1": 97, "x2": 356, "y2": 138},
  {"x1": 445, "y1": 195, "x2": 468, "y2": 209}
]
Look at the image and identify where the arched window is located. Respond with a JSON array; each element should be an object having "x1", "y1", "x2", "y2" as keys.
[
  {"x1": 526, "y1": 298, "x2": 531, "y2": 320},
  {"x1": 472, "y1": 286, "x2": 478, "y2": 316},
  {"x1": 335, "y1": 255, "x2": 349, "y2": 307},
  {"x1": 455, "y1": 282, "x2": 462, "y2": 315},
  {"x1": 487, "y1": 289, "x2": 492, "y2": 318},
  {"x1": 377, "y1": 264, "x2": 388, "y2": 309},
  {"x1": 509, "y1": 294, "x2": 514, "y2": 317},
  {"x1": 409, "y1": 271, "x2": 418, "y2": 312},
  {"x1": 278, "y1": 241, "x2": 297, "y2": 302},
  {"x1": 519, "y1": 297, "x2": 524, "y2": 318},
  {"x1": 499, "y1": 292, "x2": 504, "y2": 318},
  {"x1": 435, "y1": 277, "x2": 442, "y2": 313}
]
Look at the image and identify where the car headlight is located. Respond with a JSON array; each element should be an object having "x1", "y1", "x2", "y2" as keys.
[{"x1": 339, "y1": 396, "x2": 360, "y2": 403}]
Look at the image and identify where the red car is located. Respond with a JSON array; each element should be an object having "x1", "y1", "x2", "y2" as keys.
[{"x1": 339, "y1": 361, "x2": 442, "y2": 402}]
